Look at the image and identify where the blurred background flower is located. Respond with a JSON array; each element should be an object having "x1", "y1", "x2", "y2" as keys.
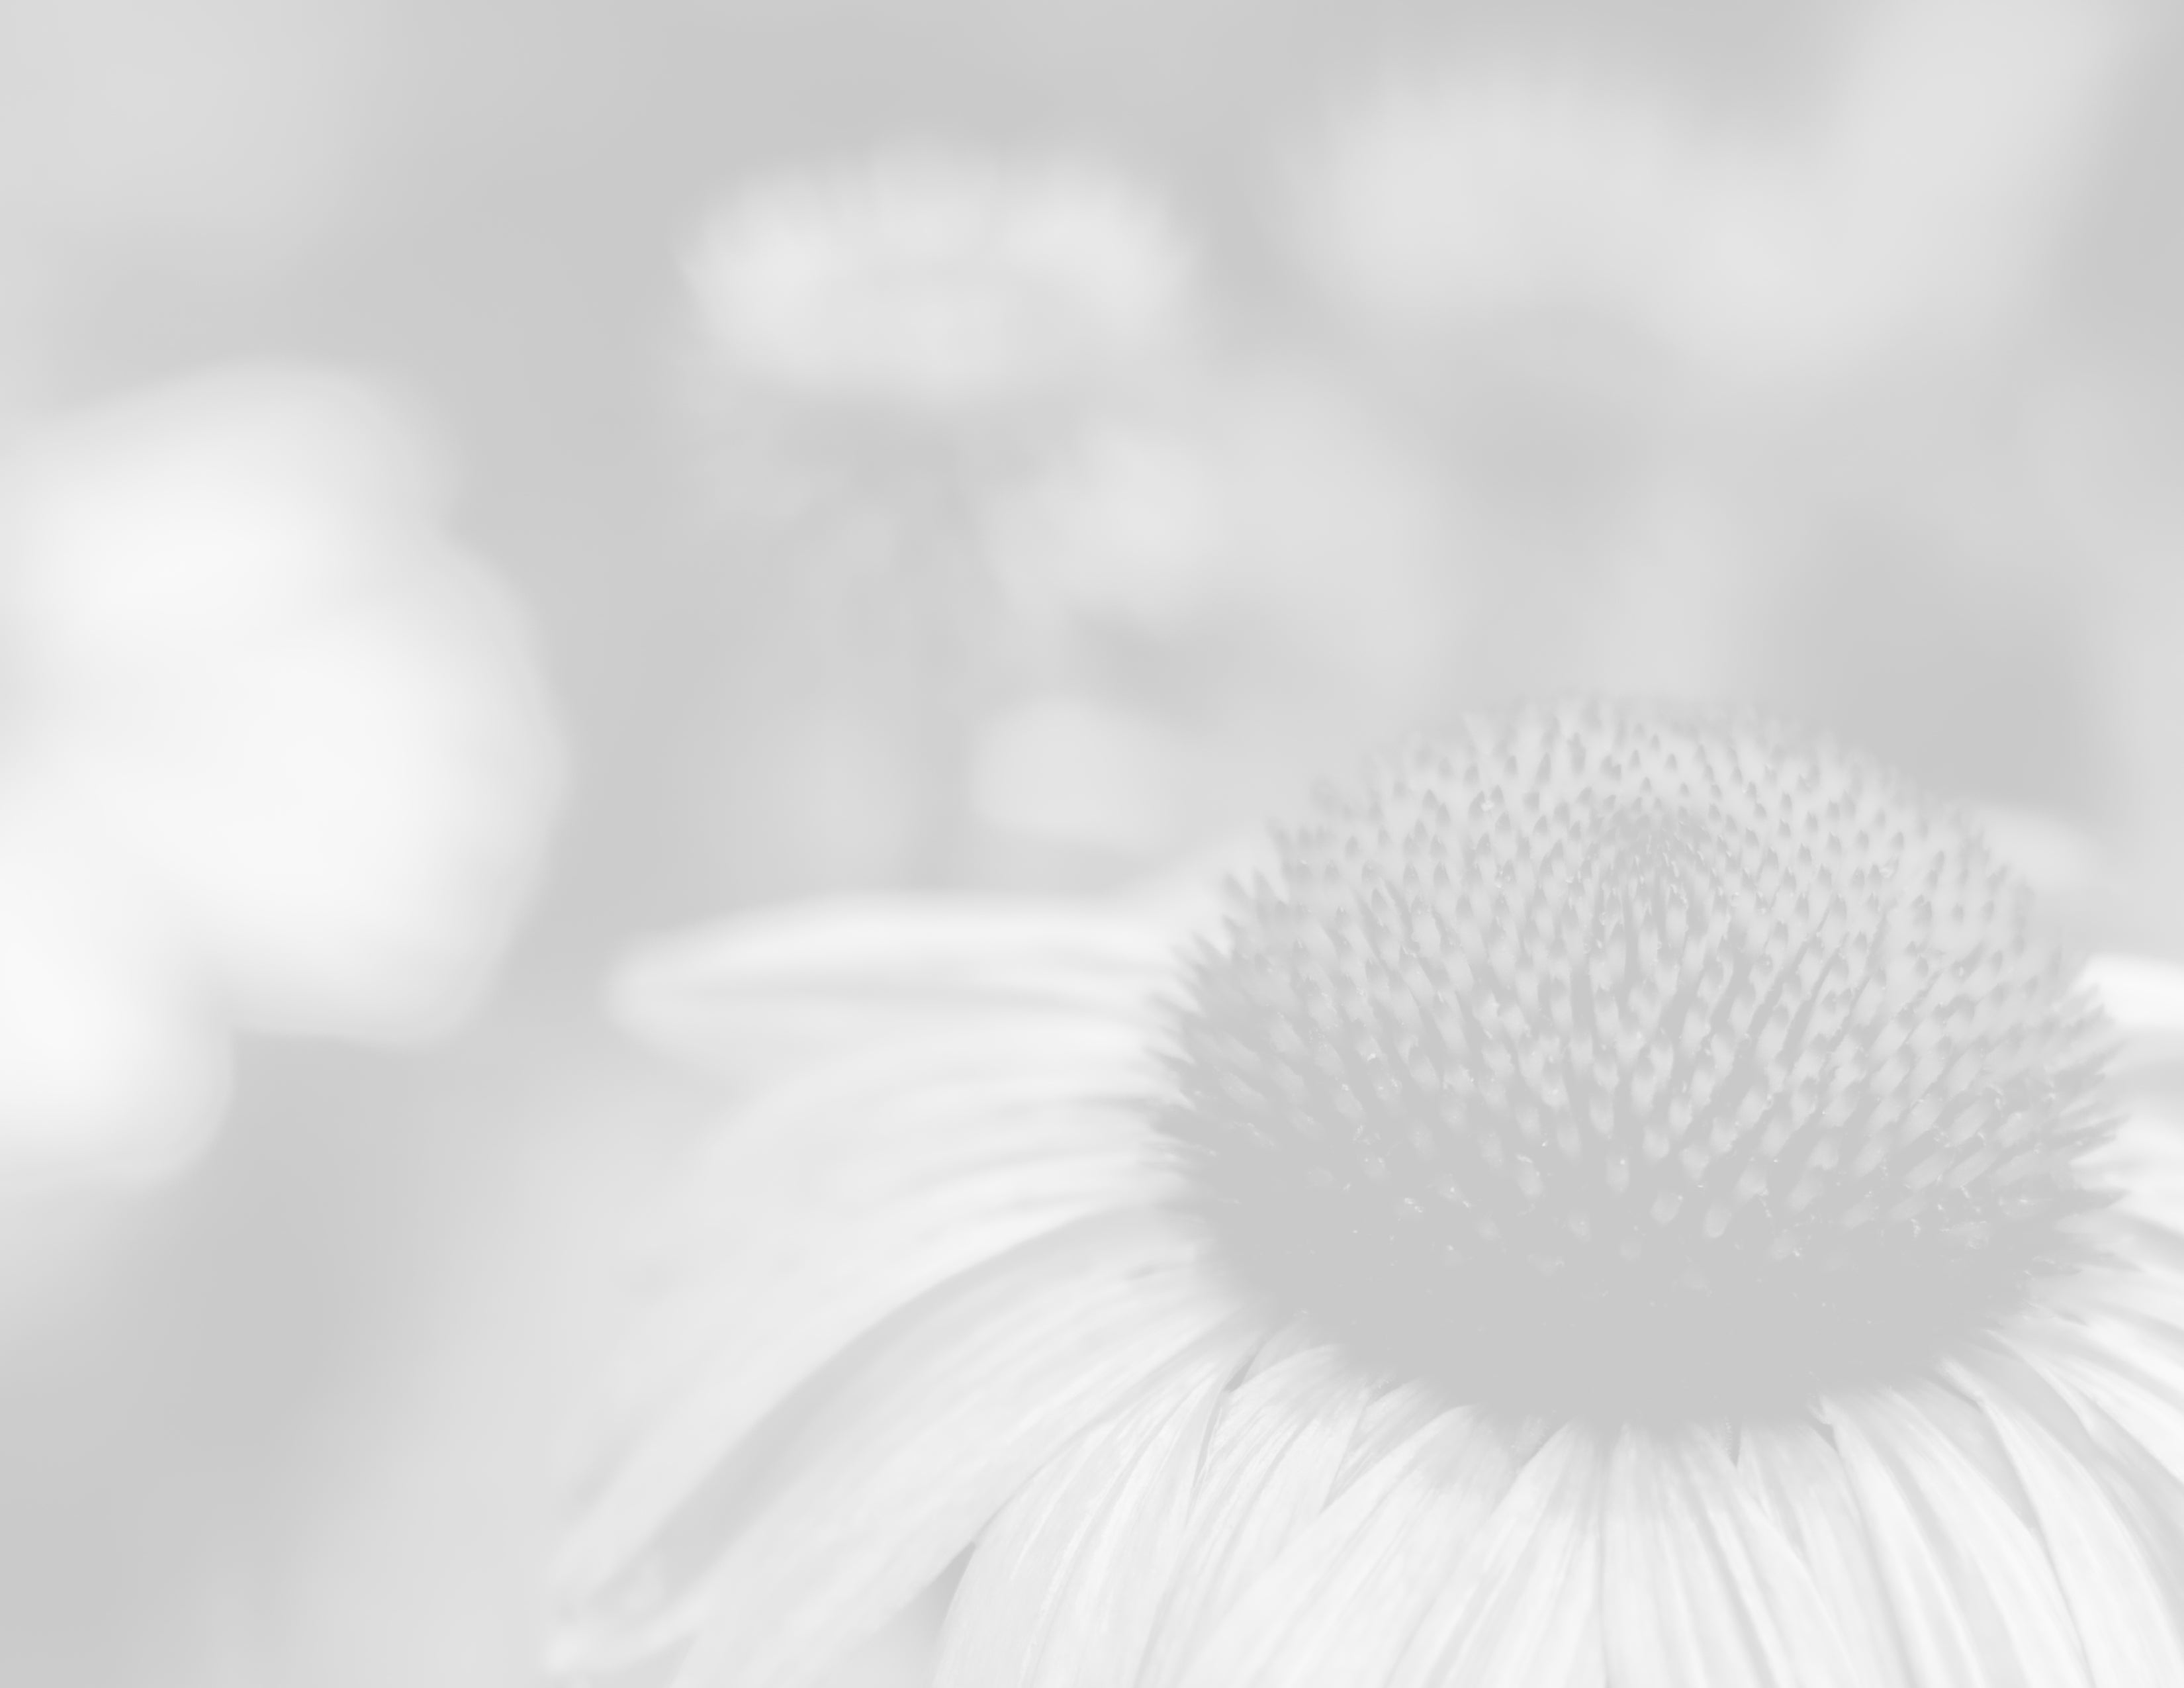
[
  {"x1": 677, "y1": 144, "x2": 1205, "y2": 893},
  {"x1": 690, "y1": 146, "x2": 1196, "y2": 414},
  {"x1": 1295, "y1": 0, "x2": 2120, "y2": 387},
  {"x1": 0, "y1": 365, "x2": 561, "y2": 1178}
]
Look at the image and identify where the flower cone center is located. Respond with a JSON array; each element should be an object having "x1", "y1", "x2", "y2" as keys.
[{"x1": 1163, "y1": 700, "x2": 2115, "y2": 1421}]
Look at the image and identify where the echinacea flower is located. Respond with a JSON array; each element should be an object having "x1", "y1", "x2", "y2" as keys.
[
  {"x1": 555, "y1": 697, "x2": 2184, "y2": 1687},
  {"x1": 0, "y1": 365, "x2": 561, "y2": 1179},
  {"x1": 689, "y1": 146, "x2": 1196, "y2": 415}
]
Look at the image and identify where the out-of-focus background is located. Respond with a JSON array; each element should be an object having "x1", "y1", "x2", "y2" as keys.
[{"x1": 1, "y1": 0, "x2": 2179, "y2": 1681}]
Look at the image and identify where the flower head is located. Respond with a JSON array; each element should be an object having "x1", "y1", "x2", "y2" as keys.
[
  {"x1": 1167, "y1": 700, "x2": 2113, "y2": 1420},
  {"x1": 689, "y1": 146, "x2": 1196, "y2": 413},
  {"x1": 559, "y1": 696, "x2": 2184, "y2": 1687}
]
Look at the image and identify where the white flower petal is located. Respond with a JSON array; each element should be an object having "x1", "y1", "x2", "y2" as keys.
[
  {"x1": 1735, "y1": 1419, "x2": 1919, "y2": 1688},
  {"x1": 1598, "y1": 1426, "x2": 1864, "y2": 1686},
  {"x1": 2078, "y1": 1100, "x2": 2184, "y2": 1235},
  {"x1": 562, "y1": 1022, "x2": 1177, "y2": 1603},
  {"x1": 610, "y1": 896, "x2": 1183, "y2": 1082},
  {"x1": 548, "y1": 1210, "x2": 1244, "y2": 1687},
  {"x1": 1327, "y1": 1376, "x2": 1472, "y2": 1495},
  {"x1": 1169, "y1": 1408, "x2": 1529, "y2": 1686},
  {"x1": 2023, "y1": 1360, "x2": 2184, "y2": 1642},
  {"x1": 1384, "y1": 1424, "x2": 1608, "y2": 1688},
  {"x1": 2068, "y1": 1235, "x2": 2184, "y2": 1358},
  {"x1": 627, "y1": 1019, "x2": 1169, "y2": 1293},
  {"x1": 1947, "y1": 1346, "x2": 2184, "y2": 1685},
  {"x1": 932, "y1": 1335, "x2": 1244, "y2": 1688},
  {"x1": 2079, "y1": 956, "x2": 2184, "y2": 1048},
  {"x1": 1827, "y1": 1386, "x2": 2092, "y2": 1687},
  {"x1": 2029, "y1": 1318, "x2": 2184, "y2": 1489},
  {"x1": 1135, "y1": 1345, "x2": 1381, "y2": 1688},
  {"x1": 2036, "y1": 1209, "x2": 2184, "y2": 1378}
]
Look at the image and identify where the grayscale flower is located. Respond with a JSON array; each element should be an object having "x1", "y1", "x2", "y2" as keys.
[
  {"x1": 554, "y1": 698, "x2": 2184, "y2": 1687},
  {"x1": 689, "y1": 148, "x2": 1196, "y2": 415}
]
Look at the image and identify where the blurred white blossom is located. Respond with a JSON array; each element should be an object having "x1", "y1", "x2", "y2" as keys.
[
  {"x1": 689, "y1": 145, "x2": 1197, "y2": 412},
  {"x1": 1298, "y1": 0, "x2": 2124, "y2": 386},
  {"x1": 0, "y1": 365, "x2": 562, "y2": 1180}
]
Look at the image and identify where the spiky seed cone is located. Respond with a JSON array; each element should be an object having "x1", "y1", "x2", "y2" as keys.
[{"x1": 1163, "y1": 698, "x2": 2117, "y2": 1421}]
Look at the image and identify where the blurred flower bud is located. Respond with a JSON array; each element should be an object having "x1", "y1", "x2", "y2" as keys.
[
  {"x1": 688, "y1": 144, "x2": 1197, "y2": 414},
  {"x1": 0, "y1": 365, "x2": 563, "y2": 1179}
]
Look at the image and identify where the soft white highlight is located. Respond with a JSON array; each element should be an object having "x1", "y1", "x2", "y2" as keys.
[{"x1": 0, "y1": 364, "x2": 563, "y2": 1178}]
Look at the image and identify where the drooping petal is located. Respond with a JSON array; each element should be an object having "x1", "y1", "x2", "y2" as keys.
[
  {"x1": 1168, "y1": 1406, "x2": 1529, "y2": 1687},
  {"x1": 639, "y1": 1018, "x2": 1168, "y2": 1281},
  {"x1": 1135, "y1": 1343, "x2": 1382, "y2": 1688},
  {"x1": 1598, "y1": 1425, "x2": 1866, "y2": 1686},
  {"x1": 561, "y1": 1021, "x2": 1177, "y2": 1594},
  {"x1": 1827, "y1": 1385, "x2": 2092, "y2": 1687},
  {"x1": 548, "y1": 1210, "x2": 1249, "y2": 1688},
  {"x1": 2071, "y1": 1242, "x2": 2184, "y2": 1373},
  {"x1": 1735, "y1": 1418, "x2": 1917, "y2": 1688},
  {"x1": 610, "y1": 896, "x2": 1186, "y2": 1084},
  {"x1": 2081, "y1": 953, "x2": 2184, "y2": 1072},
  {"x1": 2025, "y1": 1315, "x2": 2184, "y2": 1491},
  {"x1": 1384, "y1": 1423, "x2": 1609, "y2": 1688},
  {"x1": 1329, "y1": 1375, "x2": 1475, "y2": 1495},
  {"x1": 1946, "y1": 1344, "x2": 2184, "y2": 1685},
  {"x1": 931, "y1": 1333, "x2": 1246, "y2": 1688},
  {"x1": 2037, "y1": 1241, "x2": 2184, "y2": 1421},
  {"x1": 2030, "y1": 1331, "x2": 2184, "y2": 1680},
  {"x1": 2020, "y1": 1356, "x2": 2184, "y2": 1649}
]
